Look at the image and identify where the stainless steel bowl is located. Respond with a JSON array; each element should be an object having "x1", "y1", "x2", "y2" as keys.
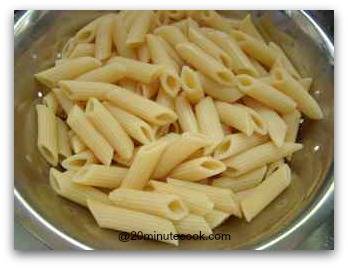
[{"x1": 14, "y1": 10, "x2": 334, "y2": 250}]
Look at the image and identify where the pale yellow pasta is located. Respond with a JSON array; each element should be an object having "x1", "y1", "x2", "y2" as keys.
[
  {"x1": 109, "y1": 188, "x2": 188, "y2": 220},
  {"x1": 95, "y1": 15, "x2": 114, "y2": 60},
  {"x1": 282, "y1": 110, "x2": 301, "y2": 160},
  {"x1": 157, "y1": 35, "x2": 184, "y2": 67},
  {"x1": 198, "y1": 72, "x2": 244, "y2": 103},
  {"x1": 120, "y1": 10, "x2": 140, "y2": 32},
  {"x1": 166, "y1": 10, "x2": 187, "y2": 21},
  {"x1": 212, "y1": 166, "x2": 267, "y2": 192},
  {"x1": 152, "y1": 11, "x2": 171, "y2": 28},
  {"x1": 126, "y1": 11, "x2": 154, "y2": 48},
  {"x1": 120, "y1": 139, "x2": 169, "y2": 190},
  {"x1": 105, "y1": 84, "x2": 178, "y2": 126},
  {"x1": 72, "y1": 164, "x2": 127, "y2": 189},
  {"x1": 69, "y1": 132, "x2": 87, "y2": 154},
  {"x1": 187, "y1": 27, "x2": 233, "y2": 69},
  {"x1": 107, "y1": 56, "x2": 163, "y2": 84},
  {"x1": 156, "y1": 88, "x2": 175, "y2": 110},
  {"x1": 35, "y1": 57, "x2": 101, "y2": 88},
  {"x1": 180, "y1": 66, "x2": 204, "y2": 104},
  {"x1": 61, "y1": 37, "x2": 76, "y2": 59},
  {"x1": 201, "y1": 28, "x2": 259, "y2": 77},
  {"x1": 176, "y1": 42, "x2": 235, "y2": 86},
  {"x1": 52, "y1": 88, "x2": 74, "y2": 115},
  {"x1": 223, "y1": 141, "x2": 303, "y2": 173},
  {"x1": 239, "y1": 14, "x2": 265, "y2": 43},
  {"x1": 204, "y1": 210, "x2": 230, "y2": 229},
  {"x1": 56, "y1": 117, "x2": 72, "y2": 159},
  {"x1": 172, "y1": 18, "x2": 199, "y2": 36},
  {"x1": 271, "y1": 67, "x2": 323, "y2": 119},
  {"x1": 67, "y1": 105, "x2": 113, "y2": 165},
  {"x1": 265, "y1": 158, "x2": 285, "y2": 178},
  {"x1": 74, "y1": 14, "x2": 111, "y2": 43},
  {"x1": 50, "y1": 168, "x2": 111, "y2": 207},
  {"x1": 173, "y1": 214, "x2": 212, "y2": 235},
  {"x1": 167, "y1": 178, "x2": 241, "y2": 217},
  {"x1": 104, "y1": 102, "x2": 155, "y2": 144},
  {"x1": 248, "y1": 56, "x2": 268, "y2": 77},
  {"x1": 154, "y1": 25, "x2": 187, "y2": 47},
  {"x1": 152, "y1": 132, "x2": 210, "y2": 179},
  {"x1": 231, "y1": 30, "x2": 276, "y2": 68},
  {"x1": 59, "y1": 80, "x2": 112, "y2": 101},
  {"x1": 174, "y1": 93, "x2": 199, "y2": 133},
  {"x1": 244, "y1": 97, "x2": 288, "y2": 147},
  {"x1": 216, "y1": 101, "x2": 267, "y2": 136},
  {"x1": 86, "y1": 98, "x2": 134, "y2": 161},
  {"x1": 87, "y1": 199, "x2": 178, "y2": 246},
  {"x1": 195, "y1": 97, "x2": 225, "y2": 145},
  {"x1": 236, "y1": 74, "x2": 297, "y2": 114},
  {"x1": 113, "y1": 146, "x2": 140, "y2": 167},
  {"x1": 149, "y1": 180, "x2": 214, "y2": 216},
  {"x1": 76, "y1": 62, "x2": 126, "y2": 83},
  {"x1": 137, "y1": 43, "x2": 151, "y2": 63},
  {"x1": 68, "y1": 43, "x2": 95, "y2": 58},
  {"x1": 235, "y1": 188, "x2": 256, "y2": 202},
  {"x1": 241, "y1": 164, "x2": 291, "y2": 222},
  {"x1": 61, "y1": 150, "x2": 98, "y2": 171},
  {"x1": 36, "y1": 104, "x2": 58, "y2": 166},
  {"x1": 112, "y1": 14, "x2": 137, "y2": 59},
  {"x1": 118, "y1": 78, "x2": 139, "y2": 93},
  {"x1": 300, "y1": 78, "x2": 313, "y2": 92},
  {"x1": 169, "y1": 156, "x2": 226, "y2": 181},
  {"x1": 213, "y1": 133, "x2": 268, "y2": 160},
  {"x1": 191, "y1": 10, "x2": 231, "y2": 33}
]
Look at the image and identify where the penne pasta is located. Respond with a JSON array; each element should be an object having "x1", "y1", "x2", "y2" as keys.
[
  {"x1": 180, "y1": 66, "x2": 204, "y2": 104},
  {"x1": 35, "y1": 57, "x2": 101, "y2": 88},
  {"x1": 154, "y1": 25, "x2": 187, "y2": 47},
  {"x1": 52, "y1": 88, "x2": 74, "y2": 115},
  {"x1": 95, "y1": 15, "x2": 114, "y2": 60},
  {"x1": 282, "y1": 110, "x2": 301, "y2": 160},
  {"x1": 204, "y1": 209, "x2": 230, "y2": 229},
  {"x1": 74, "y1": 14, "x2": 111, "y2": 44},
  {"x1": 61, "y1": 150, "x2": 98, "y2": 171},
  {"x1": 174, "y1": 93, "x2": 199, "y2": 133},
  {"x1": 87, "y1": 199, "x2": 178, "y2": 246},
  {"x1": 43, "y1": 92, "x2": 60, "y2": 115},
  {"x1": 300, "y1": 77, "x2": 313, "y2": 92},
  {"x1": 172, "y1": 17, "x2": 199, "y2": 36},
  {"x1": 173, "y1": 214, "x2": 212, "y2": 235},
  {"x1": 56, "y1": 117, "x2": 72, "y2": 159},
  {"x1": 265, "y1": 158, "x2": 285, "y2": 178},
  {"x1": 191, "y1": 10, "x2": 231, "y2": 33},
  {"x1": 238, "y1": 14, "x2": 265, "y2": 43},
  {"x1": 241, "y1": 164, "x2": 292, "y2": 222},
  {"x1": 168, "y1": 156, "x2": 226, "y2": 181},
  {"x1": 36, "y1": 105, "x2": 58, "y2": 166},
  {"x1": 126, "y1": 11, "x2": 154, "y2": 48},
  {"x1": 76, "y1": 62, "x2": 126, "y2": 83},
  {"x1": 69, "y1": 132, "x2": 87, "y2": 154},
  {"x1": 68, "y1": 43, "x2": 95, "y2": 58},
  {"x1": 109, "y1": 188, "x2": 188, "y2": 220}
]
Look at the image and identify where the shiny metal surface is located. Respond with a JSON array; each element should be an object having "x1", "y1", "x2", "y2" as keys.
[{"x1": 14, "y1": 10, "x2": 334, "y2": 250}]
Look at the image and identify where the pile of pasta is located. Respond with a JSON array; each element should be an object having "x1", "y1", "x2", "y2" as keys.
[{"x1": 34, "y1": 10, "x2": 323, "y2": 246}]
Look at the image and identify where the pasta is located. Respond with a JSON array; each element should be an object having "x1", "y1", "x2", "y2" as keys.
[
  {"x1": 61, "y1": 150, "x2": 98, "y2": 171},
  {"x1": 154, "y1": 25, "x2": 187, "y2": 47},
  {"x1": 68, "y1": 43, "x2": 95, "y2": 59},
  {"x1": 76, "y1": 62, "x2": 126, "y2": 83},
  {"x1": 69, "y1": 132, "x2": 87, "y2": 154},
  {"x1": 95, "y1": 14, "x2": 114, "y2": 60},
  {"x1": 204, "y1": 210, "x2": 230, "y2": 229},
  {"x1": 239, "y1": 14, "x2": 265, "y2": 43},
  {"x1": 126, "y1": 11, "x2": 154, "y2": 48},
  {"x1": 56, "y1": 117, "x2": 72, "y2": 159},
  {"x1": 174, "y1": 93, "x2": 199, "y2": 133},
  {"x1": 180, "y1": 66, "x2": 204, "y2": 104},
  {"x1": 174, "y1": 214, "x2": 212, "y2": 235},
  {"x1": 52, "y1": 88, "x2": 74, "y2": 115},
  {"x1": 59, "y1": 80, "x2": 112, "y2": 101},
  {"x1": 43, "y1": 92, "x2": 60, "y2": 115}
]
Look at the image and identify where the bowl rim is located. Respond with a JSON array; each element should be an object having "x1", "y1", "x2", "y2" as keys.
[{"x1": 13, "y1": 10, "x2": 334, "y2": 250}]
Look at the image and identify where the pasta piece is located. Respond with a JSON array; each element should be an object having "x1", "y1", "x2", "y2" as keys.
[
  {"x1": 241, "y1": 164, "x2": 292, "y2": 222},
  {"x1": 69, "y1": 132, "x2": 87, "y2": 154},
  {"x1": 73, "y1": 164, "x2": 127, "y2": 189},
  {"x1": 154, "y1": 25, "x2": 187, "y2": 47},
  {"x1": 74, "y1": 14, "x2": 111, "y2": 43},
  {"x1": 244, "y1": 97, "x2": 287, "y2": 147},
  {"x1": 149, "y1": 180, "x2": 214, "y2": 216},
  {"x1": 223, "y1": 141, "x2": 303, "y2": 173},
  {"x1": 198, "y1": 73, "x2": 244, "y2": 103},
  {"x1": 236, "y1": 74, "x2": 297, "y2": 114},
  {"x1": 173, "y1": 214, "x2": 212, "y2": 235},
  {"x1": 112, "y1": 14, "x2": 137, "y2": 58},
  {"x1": 157, "y1": 35, "x2": 184, "y2": 67},
  {"x1": 191, "y1": 10, "x2": 231, "y2": 33},
  {"x1": 239, "y1": 14, "x2": 265, "y2": 43},
  {"x1": 248, "y1": 56, "x2": 268, "y2": 77},
  {"x1": 168, "y1": 156, "x2": 226, "y2": 181},
  {"x1": 52, "y1": 88, "x2": 74, "y2": 115},
  {"x1": 61, "y1": 38, "x2": 76, "y2": 59},
  {"x1": 212, "y1": 166, "x2": 267, "y2": 192},
  {"x1": 174, "y1": 93, "x2": 199, "y2": 133},
  {"x1": 126, "y1": 11, "x2": 154, "y2": 48},
  {"x1": 201, "y1": 28, "x2": 259, "y2": 77},
  {"x1": 118, "y1": 78, "x2": 138, "y2": 93},
  {"x1": 67, "y1": 105, "x2": 113, "y2": 165},
  {"x1": 165, "y1": 10, "x2": 187, "y2": 21},
  {"x1": 235, "y1": 187, "x2": 256, "y2": 202},
  {"x1": 59, "y1": 80, "x2": 112, "y2": 101},
  {"x1": 195, "y1": 97, "x2": 225, "y2": 145},
  {"x1": 86, "y1": 98, "x2": 134, "y2": 160},
  {"x1": 56, "y1": 117, "x2": 72, "y2": 158},
  {"x1": 87, "y1": 199, "x2": 178, "y2": 246},
  {"x1": 107, "y1": 56, "x2": 163, "y2": 83},
  {"x1": 180, "y1": 66, "x2": 204, "y2": 104},
  {"x1": 109, "y1": 188, "x2": 188, "y2": 220},
  {"x1": 231, "y1": 30, "x2": 276, "y2": 68},
  {"x1": 204, "y1": 210, "x2": 230, "y2": 229},
  {"x1": 283, "y1": 110, "x2": 301, "y2": 160},
  {"x1": 152, "y1": 132, "x2": 212, "y2": 179},
  {"x1": 172, "y1": 17, "x2": 199, "y2": 36},
  {"x1": 76, "y1": 62, "x2": 126, "y2": 83},
  {"x1": 50, "y1": 168, "x2": 111, "y2": 207},
  {"x1": 61, "y1": 150, "x2": 98, "y2": 171},
  {"x1": 216, "y1": 101, "x2": 267, "y2": 136},
  {"x1": 43, "y1": 92, "x2": 59, "y2": 115},
  {"x1": 265, "y1": 158, "x2": 284, "y2": 178},
  {"x1": 68, "y1": 43, "x2": 95, "y2": 58},
  {"x1": 35, "y1": 57, "x2": 101, "y2": 88},
  {"x1": 121, "y1": 10, "x2": 140, "y2": 32},
  {"x1": 176, "y1": 42, "x2": 235, "y2": 86},
  {"x1": 167, "y1": 178, "x2": 241, "y2": 217},
  {"x1": 105, "y1": 84, "x2": 177, "y2": 126},
  {"x1": 300, "y1": 78, "x2": 313, "y2": 92},
  {"x1": 137, "y1": 43, "x2": 151, "y2": 63},
  {"x1": 104, "y1": 102, "x2": 155, "y2": 144},
  {"x1": 36, "y1": 105, "x2": 58, "y2": 166},
  {"x1": 113, "y1": 146, "x2": 139, "y2": 167},
  {"x1": 271, "y1": 67, "x2": 323, "y2": 119},
  {"x1": 95, "y1": 15, "x2": 114, "y2": 60},
  {"x1": 120, "y1": 139, "x2": 169, "y2": 190},
  {"x1": 152, "y1": 11, "x2": 171, "y2": 28},
  {"x1": 213, "y1": 133, "x2": 268, "y2": 160}
]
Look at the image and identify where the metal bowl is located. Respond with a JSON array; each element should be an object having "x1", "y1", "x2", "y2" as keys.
[{"x1": 14, "y1": 10, "x2": 334, "y2": 250}]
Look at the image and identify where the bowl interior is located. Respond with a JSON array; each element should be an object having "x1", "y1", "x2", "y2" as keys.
[{"x1": 14, "y1": 10, "x2": 334, "y2": 249}]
